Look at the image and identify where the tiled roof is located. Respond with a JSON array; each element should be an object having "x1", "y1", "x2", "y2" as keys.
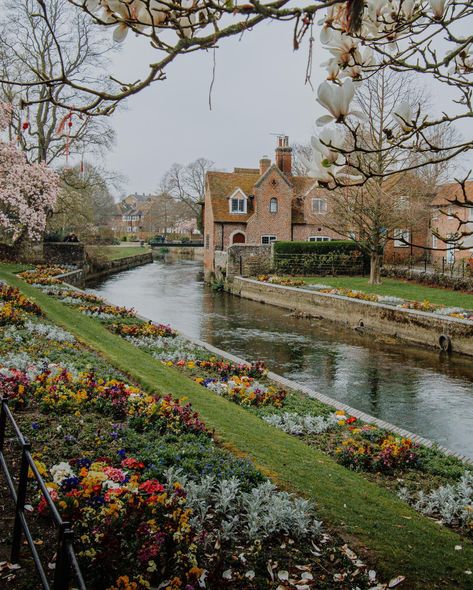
[
  {"x1": 206, "y1": 171, "x2": 259, "y2": 222},
  {"x1": 431, "y1": 180, "x2": 473, "y2": 206}
]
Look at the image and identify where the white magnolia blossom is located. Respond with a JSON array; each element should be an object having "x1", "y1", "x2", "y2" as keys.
[
  {"x1": 393, "y1": 101, "x2": 415, "y2": 132},
  {"x1": 85, "y1": 0, "x2": 198, "y2": 42},
  {"x1": 316, "y1": 79, "x2": 364, "y2": 126},
  {"x1": 311, "y1": 127, "x2": 345, "y2": 166},
  {"x1": 429, "y1": 0, "x2": 447, "y2": 19}
]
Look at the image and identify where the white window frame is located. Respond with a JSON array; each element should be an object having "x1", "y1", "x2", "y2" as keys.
[
  {"x1": 269, "y1": 198, "x2": 278, "y2": 213},
  {"x1": 393, "y1": 228, "x2": 410, "y2": 248},
  {"x1": 432, "y1": 233, "x2": 437, "y2": 249},
  {"x1": 308, "y1": 236, "x2": 331, "y2": 242},
  {"x1": 261, "y1": 235, "x2": 277, "y2": 245},
  {"x1": 311, "y1": 198, "x2": 327, "y2": 214},
  {"x1": 228, "y1": 188, "x2": 247, "y2": 214}
]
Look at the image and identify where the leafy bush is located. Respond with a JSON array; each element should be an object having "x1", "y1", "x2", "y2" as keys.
[{"x1": 274, "y1": 240, "x2": 360, "y2": 255}]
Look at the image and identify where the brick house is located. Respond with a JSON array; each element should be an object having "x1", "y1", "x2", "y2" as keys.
[
  {"x1": 203, "y1": 137, "x2": 345, "y2": 278},
  {"x1": 430, "y1": 180, "x2": 473, "y2": 264}
]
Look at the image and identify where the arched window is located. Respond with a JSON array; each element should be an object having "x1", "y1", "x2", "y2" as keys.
[{"x1": 269, "y1": 198, "x2": 278, "y2": 213}]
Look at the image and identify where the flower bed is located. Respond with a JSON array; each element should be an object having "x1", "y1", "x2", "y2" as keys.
[
  {"x1": 13, "y1": 268, "x2": 473, "y2": 541},
  {"x1": 256, "y1": 276, "x2": 473, "y2": 321},
  {"x1": 18, "y1": 265, "x2": 69, "y2": 285},
  {"x1": 0, "y1": 275, "x2": 382, "y2": 589}
]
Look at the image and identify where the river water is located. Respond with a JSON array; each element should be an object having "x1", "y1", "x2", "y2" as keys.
[{"x1": 88, "y1": 259, "x2": 473, "y2": 458}]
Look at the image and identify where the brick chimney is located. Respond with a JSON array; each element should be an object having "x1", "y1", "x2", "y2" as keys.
[
  {"x1": 259, "y1": 156, "x2": 271, "y2": 175},
  {"x1": 275, "y1": 135, "x2": 292, "y2": 176}
]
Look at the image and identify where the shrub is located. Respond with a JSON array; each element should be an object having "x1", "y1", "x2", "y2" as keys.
[{"x1": 274, "y1": 240, "x2": 360, "y2": 255}]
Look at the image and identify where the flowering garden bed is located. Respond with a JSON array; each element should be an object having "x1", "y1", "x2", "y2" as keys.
[
  {"x1": 256, "y1": 276, "x2": 473, "y2": 322},
  {"x1": 2, "y1": 265, "x2": 473, "y2": 588},
  {"x1": 26, "y1": 270, "x2": 473, "y2": 536},
  {"x1": 0, "y1": 281, "x2": 385, "y2": 589}
]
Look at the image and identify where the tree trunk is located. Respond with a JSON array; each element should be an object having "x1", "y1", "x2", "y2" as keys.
[{"x1": 369, "y1": 252, "x2": 382, "y2": 285}]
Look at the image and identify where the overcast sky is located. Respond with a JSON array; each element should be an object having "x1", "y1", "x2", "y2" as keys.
[{"x1": 103, "y1": 20, "x2": 473, "y2": 197}]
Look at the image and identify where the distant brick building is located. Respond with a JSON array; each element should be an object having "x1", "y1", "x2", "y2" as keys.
[
  {"x1": 203, "y1": 137, "x2": 345, "y2": 278},
  {"x1": 110, "y1": 192, "x2": 197, "y2": 240},
  {"x1": 430, "y1": 180, "x2": 473, "y2": 264}
]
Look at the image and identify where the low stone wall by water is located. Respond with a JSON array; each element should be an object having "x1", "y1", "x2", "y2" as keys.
[
  {"x1": 85, "y1": 252, "x2": 153, "y2": 283},
  {"x1": 228, "y1": 277, "x2": 473, "y2": 357}
]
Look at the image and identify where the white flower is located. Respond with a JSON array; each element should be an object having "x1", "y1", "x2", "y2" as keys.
[
  {"x1": 50, "y1": 462, "x2": 75, "y2": 485},
  {"x1": 401, "y1": 0, "x2": 417, "y2": 19},
  {"x1": 316, "y1": 79, "x2": 365, "y2": 126},
  {"x1": 393, "y1": 101, "x2": 415, "y2": 132},
  {"x1": 429, "y1": 0, "x2": 447, "y2": 19},
  {"x1": 322, "y1": 58, "x2": 340, "y2": 81},
  {"x1": 137, "y1": 0, "x2": 167, "y2": 25},
  {"x1": 311, "y1": 127, "x2": 345, "y2": 166},
  {"x1": 326, "y1": 31, "x2": 360, "y2": 67}
]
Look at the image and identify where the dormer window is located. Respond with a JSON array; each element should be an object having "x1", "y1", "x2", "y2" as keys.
[{"x1": 228, "y1": 188, "x2": 247, "y2": 214}]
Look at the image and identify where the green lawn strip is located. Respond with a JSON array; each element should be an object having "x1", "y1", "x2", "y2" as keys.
[
  {"x1": 100, "y1": 246, "x2": 151, "y2": 260},
  {"x1": 297, "y1": 276, "x2": 473, "y2": 308},
  {"x1": 2, "y1": 270, "x2": 473, "y2": 588}
]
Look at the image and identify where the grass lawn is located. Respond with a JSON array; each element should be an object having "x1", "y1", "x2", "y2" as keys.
[
  {"x1": 98, "y1": 245, "x2": 151, "y2": 260},
  {"x1": 297, "y1": 275, "x2": 473, "y2": 308},
  {"x1": 2, "y1": 265, "x2": 473, "y2": 588}
]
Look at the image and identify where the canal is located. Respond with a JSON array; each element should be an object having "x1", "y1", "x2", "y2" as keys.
[{"x1": 88, "y1": 259, "x2": 473, "y2": 458}]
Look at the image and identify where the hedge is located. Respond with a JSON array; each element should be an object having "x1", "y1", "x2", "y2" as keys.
[{"x1": 273, "y1": 240, "x2": 360, "y2": 255}]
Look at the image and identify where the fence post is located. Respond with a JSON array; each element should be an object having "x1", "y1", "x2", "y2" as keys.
[
  {"x1": 239, "y1": 255, "x2": 242, "y2": 276},
  {"x1": 442, "y1": 257, "x2": 445, "y2": 274},
  {"x1": 424, "y1": 257, "x2": 427, "y2": 272},
  {"x1": 0, "y1": 399, "x2": 7, "y2": 453},
  {"x1": 53, "y1": 524, "x2": 73, "y2": 590},
  {"x1": 11, "y1": 441, "x2": 31, "y2": 562}
]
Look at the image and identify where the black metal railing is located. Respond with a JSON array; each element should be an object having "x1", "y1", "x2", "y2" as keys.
[{"x1": 0, "y1": 398, "x2": 86, "y2": 590}]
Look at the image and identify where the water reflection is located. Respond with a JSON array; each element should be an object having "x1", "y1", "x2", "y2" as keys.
[{"x1": 88, "y1": 259, "x2": 473, "y2": 458}]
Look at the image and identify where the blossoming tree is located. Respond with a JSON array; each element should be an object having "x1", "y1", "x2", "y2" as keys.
[{"x1": 0, "y1": 105, "x2": 59, "y2": 247}]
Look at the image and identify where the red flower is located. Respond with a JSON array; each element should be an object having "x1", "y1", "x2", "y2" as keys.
[
  {"x1": 346, "y1": 416, "x2": 357, "y2": 424},
  {"x1": 139, "y1": 480, "x2": 165, "y2": 494}
]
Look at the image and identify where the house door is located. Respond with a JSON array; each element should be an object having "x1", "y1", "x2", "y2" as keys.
[{"x1": 232, "y1": 232, "x2": 245, "y2": 244}]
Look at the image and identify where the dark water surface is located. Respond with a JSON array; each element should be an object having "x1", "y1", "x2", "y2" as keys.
[{"x1": 89, "y1": 260, "x2": 473, "y2": 458}]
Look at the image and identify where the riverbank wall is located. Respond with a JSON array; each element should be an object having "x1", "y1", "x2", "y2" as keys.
[
  {"x1": 228, "y1": 276, "x2": 473, "y2": 357},
  {"x1": 57, "y1": 252, "x2": 153, "y2": 288}
]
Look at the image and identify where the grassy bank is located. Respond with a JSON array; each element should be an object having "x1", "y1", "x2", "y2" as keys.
[
  {"x1": 99, "y1": 245, "x2": 151, "y2": 260},
  {"x1": 294, "y1": 276, "x2": 473, "y2": 308},
  {"x1": 2, "y1": 266, "x2": 473, "y2": 588}
]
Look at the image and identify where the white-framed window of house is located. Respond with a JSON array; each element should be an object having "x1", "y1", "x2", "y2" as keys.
[
  {"x1": 229, "y1": 188, "x2": 247, "y2": 214},
  {"x1": 311, "y1": 198, "x2": 327, "y2": 214},
  {"x1": 127, "y1": 226, "x2": 133, "y2": 232},
  {"x1": 269, "y1": 198, "x2": 278, "y2": 213},
  {"x1": 432, "y1": 233, "x2": 437, "y2": 249},
  {"x1": 447, "y1": 206, "x2": 454, "y2": 219},
  {"x1": 393, "y1": 228, "x2": 410, "y2": 247},
  {"x1": 348, "y1": 231, "x2": 356, "y2": 241},
  {"x1": 261, "y1": 235, "x2": 277, "y2": 245},
  {"x1": 132, "y1": 227, "x2": 138, "y2": 233},
  {"x1": 396, "y1": 195, "x2": 409, "y2": 210},
  {"x1": 308, "y1": 236, "x2": 331, "y2": 242},
  {"x1": 469, "y1": 207, "x2": 473, "y2": 220}
]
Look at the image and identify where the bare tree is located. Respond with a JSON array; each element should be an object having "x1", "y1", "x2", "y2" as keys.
[
  {"x1": 160, "y1": 157, "x2": 215, "y2": 217},
  {"x1": 292, "y1": 143, "x2": 313, "y2": 176},
  {"x1": 0, "y1": 0, "x2": 115, "y2": 164},
  {"x1": 309, "y1": 70, "x2": 434, "y2": 284}
]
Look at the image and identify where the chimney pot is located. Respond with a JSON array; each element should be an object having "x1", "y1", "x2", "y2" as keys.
[{"x1": 275, "y1": 136, "x2": 292, "y2": 176}]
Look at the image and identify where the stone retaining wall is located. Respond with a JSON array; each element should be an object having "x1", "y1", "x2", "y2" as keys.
[
  {"x1": 85, "y1": 252, "x2": 153, "y2": 283},
  {"x1": 227, "y1": 244, "x2": 272, "y2": 277},
  {"x1": 229, "y1": 277, "x2": 473, "y2": 357}
]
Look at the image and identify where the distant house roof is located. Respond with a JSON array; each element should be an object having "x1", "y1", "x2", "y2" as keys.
[
  {"x1": 206, "y1": 170, "x2": 259, "y2": 222},
  {"x1": 431, "y1": 180, "x2": 473, "y2": 207}
]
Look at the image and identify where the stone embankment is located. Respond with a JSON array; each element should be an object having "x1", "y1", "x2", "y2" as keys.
[
  {"x1": 228, "y1": 277, "x2": 473, "y2": 356},
  {"x1": 59, "y1": 252, "x2": 153, "y2": 288}
]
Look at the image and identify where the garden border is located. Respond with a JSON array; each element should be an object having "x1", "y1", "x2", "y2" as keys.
[{"x1": 58, "y1": 278, "x2": 473, "y2": 466}]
